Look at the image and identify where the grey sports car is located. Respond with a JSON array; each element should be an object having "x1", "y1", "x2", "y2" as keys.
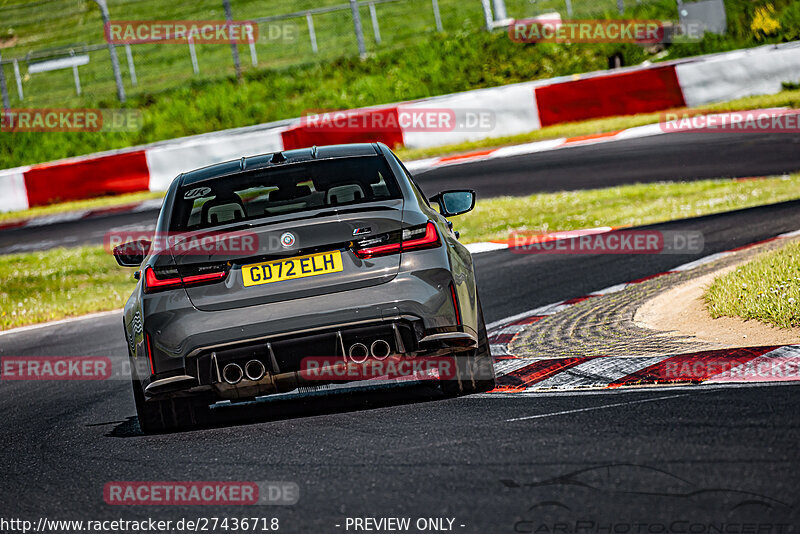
[{"x1": 114, "y1": 142, "x2": 495, "y2": 433}]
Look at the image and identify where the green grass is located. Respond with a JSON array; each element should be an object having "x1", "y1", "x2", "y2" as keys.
[
  {"x1": 705, "y1": 241, "x2": 800, "y2": 329},
  {"x1": 0, "y1": 246, "x2": 135, "y2": 330},
  {"x1": 3, "y1": 173, "x2": 800, "y2": 330},
  {"x1": 0, "y1": 190, "x2": 163, "y2": 224},
  {"x1": 452, "y1": 173, "x2": 800, "y2": 243}
]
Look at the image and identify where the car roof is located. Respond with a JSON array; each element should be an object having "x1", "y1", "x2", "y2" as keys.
[{"x1": 179, "y1": 143, "x2": 383, "y2": 186}]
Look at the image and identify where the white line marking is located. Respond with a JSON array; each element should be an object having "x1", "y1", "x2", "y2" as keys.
[
  {"x1": 403, "y1": 157, "x2": 440, "y2": 173},
  {"x1": 489, "y1": 138, "x2": 566, "y2": 159},
  {"x1": 671, "y1": 252, "x2": 731, "y2": 272},
  {"x1": 505, "y1": 393, "x2": 688, "y2": 422},
  {"x1": 464, "y1": 242, "x2": 508, "y2": 254},
  {"x1": 589, "y1": 283, "x2": 630, "y2": 296},
  {"x1": 467, "y1": 226, "x2": 615, "y2": 256},
  {"x1": 487, "y1": 307, "x2": 551, "y2": 330},
  {"x1": 0, "y1": 309, "x2": 122, "y2": 337},
  {"x1": 25, "y1": 210, "x2": 89, "y2": 226},
  {"x1": 132, "y1": 198, "x2": 164, "y2": 212}
]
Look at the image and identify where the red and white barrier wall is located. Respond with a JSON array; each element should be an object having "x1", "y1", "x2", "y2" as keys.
[
  {"x1": 535, "y1": 65, "x2": 686, "y2": 126},
  {"x1": 1, "y1": 42, "x2": 798, "y2": 213},
  {"x1": 145, "y1": 127, "x2": 285, "y2": 192},
  {"x1": 676, "y1": 44, "x2": 800, "y2": 107},
  {"x1": 0, "y1": 167, "x2": 30, "y2": 212}
]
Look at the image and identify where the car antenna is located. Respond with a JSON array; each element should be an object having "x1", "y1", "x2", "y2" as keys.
[{"x1": 270, "y1": 151, "x2": 286, "y2": 164}]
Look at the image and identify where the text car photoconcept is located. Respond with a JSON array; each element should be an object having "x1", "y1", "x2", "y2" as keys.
[{"x1": 114, "y1": 142, "x2": 495, "y2": 433}]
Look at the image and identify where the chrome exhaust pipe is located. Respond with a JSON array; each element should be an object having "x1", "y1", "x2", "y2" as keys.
[
  {"x1": 370, "y1": 339, "x2": 391, "y2": 360},
  {"x1": 348, "y1": 343, "x2": 369, "y2": 363},
  {"x1": 244, "y1": 360, "x2": 266, "y2": 382},
  {"x1": 222, "y1": 363, "x2": 243, "y2": 385}
]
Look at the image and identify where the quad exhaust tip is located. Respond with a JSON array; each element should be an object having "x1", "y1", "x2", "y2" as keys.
[
  {"x1": 244, "y1": 360, "x2": 266, "y2": 382},
  {"x1": 348, "y1": 343, "x2": 369, "y2": 363},
  {"x1": 370, "y1": 339, "x2": 391, "y2": 360},
  {"x1": 222, "y1": 363, "x2": 243, "y2": 385}
]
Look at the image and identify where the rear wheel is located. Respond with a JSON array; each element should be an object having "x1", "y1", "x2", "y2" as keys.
[
  {"x1": 469, "y1": 303, "x2": 497, "y2": 393},
  {"x1": 131, "y1": 367, "x2": 210, "y2": 434},
  {"x1": 440, "y1": 298, "x2": 496, "y2": 396}
]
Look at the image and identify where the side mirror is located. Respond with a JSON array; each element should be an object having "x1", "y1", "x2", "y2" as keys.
[
  {"x1": 113, "y1": 239, "x2": 151, "y2": 267},
  {"x1": 429, "y1": 190, "x2": 475, "y2": 217}
]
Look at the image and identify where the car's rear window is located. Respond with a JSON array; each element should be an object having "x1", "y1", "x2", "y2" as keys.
[{"x1": 171, "y1": 156, "x2": 402, "y2": 230}]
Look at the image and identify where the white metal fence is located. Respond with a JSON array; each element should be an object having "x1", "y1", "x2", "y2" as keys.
[{"x1": 0, "y1": 0, "x2": 664, "y2": 107}]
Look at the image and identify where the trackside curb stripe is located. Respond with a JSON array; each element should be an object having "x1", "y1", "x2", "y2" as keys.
[{"x1": 486, "y1": 228, "x2": 800, "y2": 393}]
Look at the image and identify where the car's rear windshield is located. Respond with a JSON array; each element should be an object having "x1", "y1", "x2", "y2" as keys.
[{"x1": 171, "y1": 156, "x2": 402, "y2": 230}]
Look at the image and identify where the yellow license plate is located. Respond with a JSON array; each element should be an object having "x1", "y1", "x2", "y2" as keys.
[{"x1": 242, "y1": 251, "x2": 343, "y2": 287}]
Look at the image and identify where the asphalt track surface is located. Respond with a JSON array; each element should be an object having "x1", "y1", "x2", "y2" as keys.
[
  {"x1": 415, "y1": 130, "x2": 800, "y2": 198},
  {"x1": 2, "y1": 198, "x2": 800, "y2": 530},
  {"x1": 2, "y1": 130, "x2": 800, "y2": 254}
]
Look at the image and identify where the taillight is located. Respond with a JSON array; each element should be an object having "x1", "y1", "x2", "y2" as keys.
[
  {"x1": 354, "y1": 222, "x2": 441, "y2": 259},
  {"x1": 143, "y1": 266, "x2": 227, "y2": 293}
]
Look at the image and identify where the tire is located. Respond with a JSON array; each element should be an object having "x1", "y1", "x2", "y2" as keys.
[
  {"x1": 468, "y1": 301, "x2": 497, "y2": 393},
  {"x1": 439, "y1": 350, "x2": 471, "y2": 397},
  {"x1": 131, "y1": 367, "x2": 210, "y2": 434},
  {"x1": 440, "y1": 298, "x2": 496, "y2": 396}
]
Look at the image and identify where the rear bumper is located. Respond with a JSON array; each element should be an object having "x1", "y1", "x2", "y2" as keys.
[
  {"x1": 142, "y1": 268, "x2": 474, "y2": 398},
  {"x1": 145, "y1": 316, "x2": 477, "y2": 401}
]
